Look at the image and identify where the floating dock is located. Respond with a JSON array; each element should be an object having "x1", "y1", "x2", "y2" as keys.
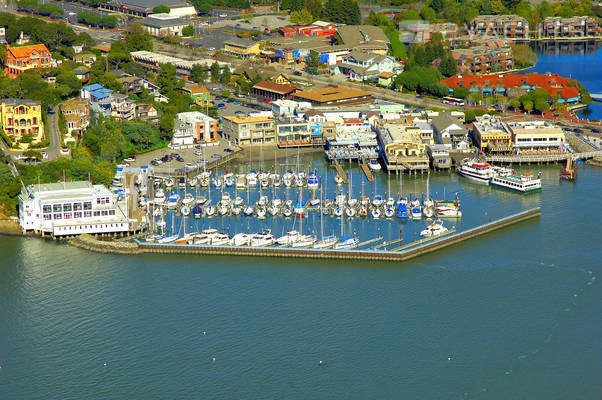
[
  {"x1": 359, "y1": 163, "x2": 375, "y2": 182},
  {"x1": 122, "y1": 208, "x2": 541, "y2": 262},
  {"x1": 333, "y1": 164, "x2": 349, "y2": 184}
]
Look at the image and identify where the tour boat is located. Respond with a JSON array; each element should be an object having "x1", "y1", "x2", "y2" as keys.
[
  {"x1": 420, "y1": 219, "x2": 449, "y2": 237},
  {"x1": 457, "y1": 159, "x2": 496, "y2": 184},
  {"x1": 334, "y1": 236, "x2": 359, "y2": 250},
  {"x1": 490, "y1": 172, "x2": 542, "y2": 193},
  {"x1": 368, "y1": 158, "x2": 381, "y2": 171},
  {"x1": 249, "y1": 229, "x2": 275, "y2": 247}
]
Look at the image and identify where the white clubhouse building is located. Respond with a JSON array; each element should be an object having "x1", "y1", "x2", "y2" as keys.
[{"x1": 18, "y1": 181, "x2": 130, "y2": 236}]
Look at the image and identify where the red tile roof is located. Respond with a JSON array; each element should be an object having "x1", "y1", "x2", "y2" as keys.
[
  {"x1": 441, "y1": 73, "x2": 580, "y2": 101},
  {"x1": 7, "y1": 44, "x2": 50, "y2": 59}
]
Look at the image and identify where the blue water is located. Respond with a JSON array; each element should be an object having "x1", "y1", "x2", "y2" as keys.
[
  {"x1": 526, "y1": 43, "x2": 602, "y2": 120},
  {"x1": 1, "y1": 159, "x2": 601, "y2": 398}
]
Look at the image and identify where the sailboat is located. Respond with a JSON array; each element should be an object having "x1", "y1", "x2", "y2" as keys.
[
  {"x1": 334, "y1": 204, "x2": 359, "y2": 250},
  {"x1": 314, "y1": 185, "x2": 338, "y2": 249}
]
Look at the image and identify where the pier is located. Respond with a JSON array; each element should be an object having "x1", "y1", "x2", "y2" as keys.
[
  {"x1": 108, "y1": 208, "x2": 542, "y2": 262},
  {"x1": 485, "y1": 151, "x2": 602, "y2": 164},
  {"x1": 333, "y1": 164, "x2": 349, "y2": 184},
  {"x1": 359, "y1": 162, "x2": 375, "y2": 182}
]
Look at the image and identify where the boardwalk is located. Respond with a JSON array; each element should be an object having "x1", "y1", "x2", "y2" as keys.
[
  {"x1": 333, "y1": 164, "x2": 349, "y2": 184},
  {"x1": 359, "y1": 162, "x2": 375, "y2": 182},
  {"x1": 486, "y1": 151, "x2": 602, "y2": 164}
]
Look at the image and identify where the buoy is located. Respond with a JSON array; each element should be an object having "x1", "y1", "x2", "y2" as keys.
[
  {"x1": 103, "y1": 362, "x2": 107, "y2": 367},
  {"x1": 319, "y1": 360, "x2": 323, "y2": 366},
  {"x1": 203, "y1": 331, "x2": 206, "y2": 335},
  {"x1": 447, "y1": 357, "x2": 452, "y2": 361},
  {"x1": 212, "y1": 357, "x2": 216, "y2": 362}
]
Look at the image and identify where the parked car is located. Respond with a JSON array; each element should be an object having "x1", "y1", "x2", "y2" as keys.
[
  {"x1": 185, "y1": 163, "x2": 196, "y2": 170},
  {"x1": 293, "y1": 71, "x2": 302, "y2": 76},
  {"x1": 40, "y1": 151, "x2": 48, "y2": 159},
  {"x1": 217, "y1": 103, "x2": 226, "y2": 109},
  {"x1": 211, "y1": 154, "x2": 222, "y2": 159},
  {"x1": 592, "y1": 128, "x2": 601, "y2": 133},
  {"x1": 124, "y1": 156, "x2": 136, "y2": 162},
  {"x1": 61, "y1": 146, "x2": 70, "y2": 153}
]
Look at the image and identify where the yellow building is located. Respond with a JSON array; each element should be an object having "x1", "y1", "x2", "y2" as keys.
[
  {"x1": 221, "y1": 115, "x2": 275, "y2": 146},
  {"x1": 223, "y1": 40, "x2": 262, "y2": 58},
  {"x1": 472, "y1": 115, "x2": 512, "y2": 153},
  {"x1": 377, "y1": 123, "x2": 429, "y2": 172},
  {"x1": 0, "y1": 98, "x2": 44, "y2": 146}
]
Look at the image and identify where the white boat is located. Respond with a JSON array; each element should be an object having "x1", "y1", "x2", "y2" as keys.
[
  {"x1": 309, "y1": 198, "x2": 321, "y2": 207},
  {"x1": 249, "y1": 229, "x2": 275, "y2": 247},
  {"x1": 246, "y1": 171, "x2": 258, "y2": 186},
  {"x1": 384, "y1": 206, "x2": 395, "y2": 219},
  {"x1": 193, "y1": 229, "x2": 219, "y2": 244},
  {"x1": 243, "y1": 205, "x2": 254, "y2": 216},
  {"x1": 491, "y1": 172, "x2": 542, "y2": 193},
  {"x1": 334, "y1": 236, "x2": 359, "y2": 250},
  {"x1": 372, "y1": 195, "x2": 384, "y2": 207},
  {"x1": 205, "y1": 205, "x2": 216, "y2": 217},
  {"x1": 368, "y1": 158, "x2": 381, "y2": 171},
  {"x1": 282, "y1": 206, "x2": 293, "y2": 217},
  {"x1": 212, "y1": 177, "x2": 222, "y2": 189},
  {"x1": 294, "y1": 203, "x2": 305, "y2": 218},
  {"x1": 210, "y1": 233, "x2": 230, "y2": 245},
  {"x1": 192, "y1": 205, "x2": 203, "y2": 218},
  {"x1": 276, "y1": 230, "x2": 301, "y2": 246},
  {"x1": 333, "y1": 207, "x2": 343, "y2": 217},
  {"x1": 283, "y1": 172, "x2": 293, "y2": 187},
  {"x1": 230, "y1": 233, "x2": 251, "y2": 246},
  {"x1": 371, "y1": 208, "x2": 381, "y2": 219},
  {"x1": 234, "y1": 196, "x2": 244, "y2": 206},
  {"x1": 231, "y1": 206, "x2": 242, "y2": 215},
  {"x1": 334, "y1": 175, "x2": 343, "y2": 185},
  {"x1": 235, "y1": 174, "x2": 246, "y2": 190},
  {"x1": 188, "y1": 176, "x2": 198, "y2": 187},
  {"x1": 182, "y1": 193, "x2": 195, "y2": 205},
  {"x1": 167, "y1": 192, "x2": 180, "y2": 209},
  {"x1": 335, "y1": 193, "x2": 347, "y2": 206},
  {"x1": 153, "y1": 188, "x2": 166, "y2": 205},
  {"x1": 268, "y1": 205, "x2": 280, "y2": 216},
  {"x1": 435, "y1": 203, "x2": 462, "y2": 218},
  {"x1": 272, "y1": 174, "x2": 282, "y2": 187},
  {"x1": 156, "y1": 233, "x2": 178, "y2": 243},
  {"x1": 345, "y1": 207, "x2": 356, "y2": 218},
  {"x1": 347, "y1": 198, "x2": 358, "y2": 207},
  {"x1": 224, "y1": 172, "x2": 234, "y2": 187},
  {"x1": 218, "y1": 205, "x2": 229, "y2": 216},
  {"x1": 423, "y1": 198, "x2": 434, "y2": 218},
  {"x1": 257, "y1": 195, "x2": 268, "y2": 207},
  {"x1": 420, "y1": 219, "x2": 449, "y2": 237},
  {"x1": 165, "y1": 177, "x2": 174, "y2": 188},
  {"x1": 307, "y1": 173, "x2": 319, "y2": 189},
  {"x1": 313, "y1": 236, "x2": 338, "y2": 249},
  {"x1": 410, "y1": 199, "x2": 422, "y2": 219},
  {"x1": 181, "y1": 205, "x2": 190, "y2": 216},
  {"x1": 457, "y1": 159, "x2": 496, "y2": 184},
  {"x1": 256, "y1": 207, "x2": 267, "y2": 219},
  {"x1": 196, "y1": 196, "x2": 207, "y2": 206},
  {"x1": 291, "y1": 235, "x2": 317, "y2": 248}
]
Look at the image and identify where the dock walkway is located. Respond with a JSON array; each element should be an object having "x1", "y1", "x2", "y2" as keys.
[
  {"x1": 128, "y1": 208, "x2": 541, "y2": 262},
  {"x1": 333, "y1": 164, "x2": 349, "y2": 184},
  {"x1": 359, "y1": 162, "x2": 375, "y2": 182}
]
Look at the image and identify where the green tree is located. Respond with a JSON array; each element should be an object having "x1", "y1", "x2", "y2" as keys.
[
  {"x1": 100, "y1": 15, "x2": 119, "y2": 28},
  {"x1": 220, "y1": 65, "x2": 231, "y2": 85},
  {"x1": 160, "y1": 112, "x2": 175, "y2": 137},
  {"x1": 210, "y1": 61, "x2": 220, "y2": 83},
  {"x1": 534, "y1": 98, "x2": 550, "y2": 115},
  {"x1": 509, "y1": 98, "x2": 521, "y2": 110},
  {"x1": 190, "y1": 64, "x2": 208, "y2": 83},
  {"x1": 156, "y1": 63, "x2": 181, "y2": 95},
  {"x1": 430, "y1": 0, "x2": 444, "y2": 13},
  {"x1": 124, "y1": 23, "x2": 153, "y2": 52},
  {"x1": 153, "y1": 5, "x2": 171, "y2": 14},
  {"x1": 522, "y1": 99, "x2": 533, "y2": 113},
  {"x1": 420, "y1": 6, "x2": 436, "y2": 22},
  {"x1": 306, "y1": 50, "x2": 321, "y2": 73},
  {"x1": 182, "y1": 25, "x2": 195, "y2": 37},
  {"x1": 290, "y1": 9, "x2": 314, "y2": 25},
  {"x1": 490, "y1": 0, "x2": 506, "y2": 14}
]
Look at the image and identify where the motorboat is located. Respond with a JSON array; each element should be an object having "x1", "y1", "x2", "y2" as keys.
[
  {"x1": 420, "y1": 219, "x2": 449, "y2": 237},
  {"x1": 192, "y1": 205, "x2": 203, "y2": 219},
  {"x1": 396, "y1": 200, "x2": 409, "y2": 219},
  {"x1": 193, "y1": 229, "x2": 219, "y2": 244},
  {"x1": 156, "y1": 233, "x2": 179, "y2": 243},
  {"x1": 307, "y1": 172, "x2": 319, "y2": 190},
  {"x1": 210, "y1": 233, "x2": 231, "y2": 245},
  {"x1": 182, "y1": 193, "x2": 195, "y2": 206},
  {"x1": 276, "y1": 230, "x2": 301, "y2": 246},
  {"x1": 384, "y1": 206, "x2": 395, "y2": 219},
  {"x1": 334, "y1": 236, "x2": 359, "y2": 250},
  {"x1": 196, "y1": 196, "x2": 207, "y2": 206},
  {"x1": 167, "y1": 192, "x2": 180, "y2": 209},
  {"x1": 230, "y1": 233, "x2": 251, "y2": 246},
  {"x1": 249, "y1": 229, "x2": 275, "y2": 247},
  {"x1": 291, "y1": 235, "x2": 317, "y2": 248},
  {"x1": 368, "y1": 158, "x2": 381, "y2": 171},
  {"x1": 410, "y1": 199, "x2": 422, "y2": 219}
]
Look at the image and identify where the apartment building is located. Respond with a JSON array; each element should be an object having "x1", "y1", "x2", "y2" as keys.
[
  {"x1": 61, "y1": 98, "x2": 91, "y2": 142},
  {"x1": 539, "y1": 16, "x2": 601, "y2": 38},
  {"x1": 0, "y1": 98, "x2": 44, "y2": 144},
  {"x1": 451, "y1": 38, "x2": 513, "y2": 74},
  {"x1": 221, "y1": 115, "x2": 276, "y2": 146},
  {"x1": 5, "y1": 44, "x2": 53, "y2": 79},
  {"x1": 469, "y1": 15, "x2": 529, "y2": 39},
  {"x1": 471, "y1": 114, "x2": 513, "y2": 154},
  {"x1": 173, "y1": 111, "x2": 218, "y2": 146}
]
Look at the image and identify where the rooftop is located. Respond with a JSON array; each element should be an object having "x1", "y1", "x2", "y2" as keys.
[
  {"x1": 253, "y1": 80, "x2": 296, "y2": 95},
  {"x1": 336, "y1": 25, "x2": 389, "y2": 48},
  {"x1": 108, "y1": 0, "x2": 191, "y2": 12},
  {"x1": 7, "y1": 44, "x2": 50, "y2": 58},
  {"x1": 1, "y1": 98, "x2": 41, "y2": 106},
  {"x1": 293, "y1": 86, "x2": 372, "y2": 103},
  {"x1": 222, "y1": 115, "x2": 273, "y2": 124},
  {"x1": 142, "y1": 14, "x2": 188, "y2": 28}
]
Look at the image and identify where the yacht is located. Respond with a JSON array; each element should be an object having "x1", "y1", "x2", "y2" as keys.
[
  {"x1": 410, "y1": 199, "x2": 422, "y2": 219},
  {"x1": 250, "y1": 229, "x2": 275, "y2": 247},
  {"x1": 167, "y1": 192, "x2": 180, "y2": 209},
  {"x1": 204, "y1": 204, "x2": 216, "y2": 217},
  {"x1": 457, "y1": 159, "x2": 496, "y2": 184},
  {"x1": 153, "y1": 188, "x2": 166, "y2": 205},
  {"x1": 230, "y1": 233, "x2": 251, "y2": 246},
  {"x1": 384, "y1": 206, "x2": 395, "y2": 219},
  {"x1": 422, "y1": 198, "x2": 435, "y2": 218},
  {"x1": 243, "y1": 205, "x2": 254, "y2": 216},
  {"x1": 334, "y1": 236, "x2": 359, "y2": 250},
  {"x1": 368, "y1": 158, "x2": 381, "y2": 171},
  {"x1": 313, "y1": 236, "x2": 338, "y2": 249},
  {"x1": 193, "y1": 229, "x2": 220, "y2": 244},
  {"x1": 156, "y1": 233, "x2": 179, "y2": 243},
  {"x1": 490, "y1": 172, "x2": 542, "y2": 193},
  {"x1": 420, "y1": 220, "x2": 449, "y2": 237},
  {"x1": 345, "y1": 207, "x2": 356, "y2": 218},
  {"x1": 210, "y1": 233, "x2": 231, "y2": 245},
  {"x1": 234, "y1": 196, "x2": 244, "y2": 207},
  {"x1": 291, "y1": 235, "x2": 317, "y2": 248},
  {"x1": 435, "y1": 201, "x2": 462, "y2": 218},
  {"x1": 188, "y1": 176, "x2": 198, "y2": 187},
  {"x1": 236, "y1": 174, "x2": 246, "y2": 190},
  {"x1": 307, "y1": 172, "x2": 319, "y2": 189},
  {"x1": 371, "y1": 207, "x2": 382, "y2": 219},
  {"x1": 396, "y1": 200, "x2": 409, "y2": 219},
  {"x1": 178, "y1": 177, "x2": 186, "y2": 189},
  {"x1": 182, "y1": 193, "x2": 195, "y2": 206},
  {"x1": 372, "y1": 195, "x2": 384, "y2": 207},
  {"x1": 334, "y1": 175, "x2": 343, "y2": 185},
  {"x1": 181, "y1": 205, "x2": 190, "y2": 216},
  {"x1": 224, "y1": 172, "x2": 234, "y2": 187},
  {"x1": 277, "y1": 230, "x2": 301, "y2": 246},
  {"x1": 246, "y1": 171, "x2": 258, "y2": 187}
]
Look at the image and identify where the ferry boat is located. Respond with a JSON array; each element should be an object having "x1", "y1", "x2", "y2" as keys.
[
  {"x1": 420, "y1": 219, "x2": 449, "y2": 237},
  {"x1": 457, "y1": 159, "x2": 496, "y2": 184},
  {"x1": 491, "y1": 172, "x2": 542, "y2": 193}
]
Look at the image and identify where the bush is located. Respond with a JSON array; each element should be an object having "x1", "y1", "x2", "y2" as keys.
[
  {"x1": 0, "y1": 129, "x2": 13, "y2": 148},
  {"x1": 182, "y1": 25, "x2": 195, "y2": 37}
]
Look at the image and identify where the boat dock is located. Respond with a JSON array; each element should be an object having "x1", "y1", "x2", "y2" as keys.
[
  {"x1": 74, "y1": 208, "x2": 541, "y2": 262},
  {"x1": 371, "y1": 237, "x2": 403, "y2": 250},
  {"x1": 333, "y1": 164, "x2": 349, "y2": 184},
  {"x1": 359, "y1": 162, "x2": 375, "y2": 182},
  {"x1": 356, "y1": 236, "x2": 383, "y2": 249}
]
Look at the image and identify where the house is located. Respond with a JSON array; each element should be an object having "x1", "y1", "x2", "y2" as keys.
[
  {"x1": 0, "y1": 99, "x2": 45, "y2": 145},
  {"x1": 377, "y1": 72, "x2": 396, "y2": 87},
  {"x1": 251, "y1": 80, "x2": 297, "y2": 101},
  {"x1": 91, "y1": 45, "x2": 111, "y2": 56},
  {"x1": 431, "y1": 113, "x2": 468, "y2": 150},
  {"x1": 135, "y1": 103, "x2": 159, "y2": 122},
  {"x1": 221, "y1": 115, "x2": 276, "y2": 146},
  {"x1": 331, "y1": 50, "x2": 403, "y2": 82},
  {"x1": 377, "y1": 123, "x2": 429, "y2": 172},
  {"x1": 275, "y1": 117, "x2": 311, "y2": 148},
  {"x1": 181, "y1": 84, "x2": 212, "y2": 106},
  {"x1": 110, "y1": 94, "x2": 136, "y2": 121},
  {"x1": 5, "y1": 44, "x2": 53, "y2": 79},
  {"x1": 273, "y1": 73, "x2": 293, "y2": 86},
  {"x1": 130, "y1": 50, "x2": 231, "y2": 78},
  {"x1": 412, "y1": 118, "x2": 434, "y2": 145},
  {"x1": 72, "y1": 44, "x2": 84, "y2": 54},
  {"x1": 223, "y1": 39, "x2": 262, "y2": 58},
  {"x1": 141, "y1": 14, "x2": 190, "y2": 37},
  {"x1": 74, "y1": 53, "x2": 97, "y2": 68},
  {"x1": 293, "y1": 86, "x2": 374, "y2": 106},
  {"x1": 469, "y1": 15, "x2": 529, "y2": 39},
  {"x1": 427, "y1": 144, "x2": 452, "y2": 169},
  {"x1": 471, "y1": 114, "x2": 513, "y2": 154},
  {"x1": 174, "y1": 112, "x2": 219, "y2": 144},
  {"x1": 61, "y1": 98, "x2": 90, "y2": 142},
  {"x1": 73, "y1": 66, "x2": 91, "y2": 83}
]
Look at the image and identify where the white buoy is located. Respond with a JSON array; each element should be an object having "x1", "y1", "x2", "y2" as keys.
[
  {"x1": 103, "y1": 362, "x2": 107, "y2": 367},
  {"x1": 319, "y1": 360, "x2": 323, "y2": 366},
  {"x1": 447, "y1": 357, "x2": 452, "y2": 361},
  {"x1": 203, "y1": 331, "x2": 207, "y2": 335},
  {"x1": 212, "y1": 357, "x2": 216, "y2": 362}
]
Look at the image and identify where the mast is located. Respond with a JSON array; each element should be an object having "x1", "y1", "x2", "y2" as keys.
[{"x1": 320, "y1": 184, "x2": 324, "y2": 239}]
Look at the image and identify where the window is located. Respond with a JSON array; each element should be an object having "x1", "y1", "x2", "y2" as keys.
[
  {"x1": 102, "y1": 210, "x2": 108, "y2": 216},
  {"x1": 63, "y1": 203, "x2": 72, "y2": 212},
  {"x1": 54, "y1": 213, "x2": 62, "y2": 220},
  {"x1": 53, "y1": 204, "x2": 62, "y2": 212},
  {"x1": 74, "y1": 203, "x2": 82, "y2": 211},
  {"x1": 74, "y1": 212, "x2": 82, "y2": 218},
  {"x1": 43, "y1": 214, "x2": 51, "y2": 220},
  {"x1": 43, "y1": 205, "x2": 52, "y2": 213},
  {"x1": 64, "y1": 213, "x2": 72, "y2": 219},
  {"x1": 94, "y1": 211, "x2": 100, "y2": 216},
  {"x1": 84, "y1": 202, "x2": 92, "y2": 210},
  {"x1": 84, "y1": 211, "x2": 92, "y2": 218},
  {"x1": 109, "y1": 210, "x2": 115, "y2": 216}
]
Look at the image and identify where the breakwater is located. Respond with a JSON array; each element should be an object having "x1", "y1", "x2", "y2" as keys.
[{"x1": 119, "y1": 208, "x2": 541, "y2": 262}]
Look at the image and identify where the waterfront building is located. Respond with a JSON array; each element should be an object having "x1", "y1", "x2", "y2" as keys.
[
  {"x1": 275, "y1": 117, "x2": 311, "y2": 147},
  {"x1": 469, "y1": 15, "x2": 529, "y2": 39},
  {"x1": 325, "y1": 125, "x2": 379, "y2": 162},
  {"x1": 61, "y1": 98, "x2": 90, "y2": 142},
  {"x1": 293, "y1": 86, "x2": 374, "y2": 106},
  {"x1": 141, "y1": 14, "x2": 190, "y2": 37},
  {"x1": 412, "y1": 118, "x2": 435, "y2": 145},
  {"x1": 173, "y1": 111, "x2": 218, "y2": 145},
  {"x1": 450, "y1": 37, "x2": 513, "y2": 74},
  {"x1": 251, "y1": 81, "x2": 297, "y2": 101},
  {"x1": 431, "y1": 113, "x2": 468, "y2": 150},
  {"x1": 539, "y1": 16, "x2": 601, "y2": 39},
  {"x1": 427, "y1": 144, "x2": 452, "y2": 169},
  {"x1": 5, "y1": 44, "x2": 53, "y2": 79},
  {"x1": 471, "y1": 114, "x2": 513, "y2": 154},
  {"x1": 18, "y1": 181, "x2": 130, "y2": 237},
  {"x1": 0, "y1": 98, "x2": 44, "y2": 145},
  {"x1": 441, "y1": 73, "x2": 581, "y2": 103},
  {"x1": 330, "y1": 50, "x2": 403, "y2": 82},
  {"x1": 221, "y1": 115, "x2": 276, "y2": 146},
  {"x1": 377, "y1": 123, "x2": 429, "y2": 172},
  {"x1": 505, "y1": 120, "x2": 566, "y2": 153}
]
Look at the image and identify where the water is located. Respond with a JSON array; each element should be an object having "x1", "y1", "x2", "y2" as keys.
[
  {"x1": 2, "y1": 158, "x2": 601, "y2": 398},
  {"x1": 526, "y1": 41, "x2": 602, "y2": 120}
]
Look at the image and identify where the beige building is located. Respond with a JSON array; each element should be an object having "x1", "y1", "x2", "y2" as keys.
[
  {"x1": 377, "y1": 123, "x2": 429, "y2": 172},
  {"x1": 505, "y1": 120, "x2": 566, "y2": 153},
  {"x1": 61, "y1": 98, "x2": 90, "y2": 142},
  {"x1": 472, "y1": 114, "x2": 512, "y2": 154},
  {"x1": 221, "y1": 115, "x2": 276, "y2": 146}
]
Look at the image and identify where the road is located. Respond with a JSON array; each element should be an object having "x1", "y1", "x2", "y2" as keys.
[{"x1": 46, "y1": 106, "x2": 64, "y2": 161}]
